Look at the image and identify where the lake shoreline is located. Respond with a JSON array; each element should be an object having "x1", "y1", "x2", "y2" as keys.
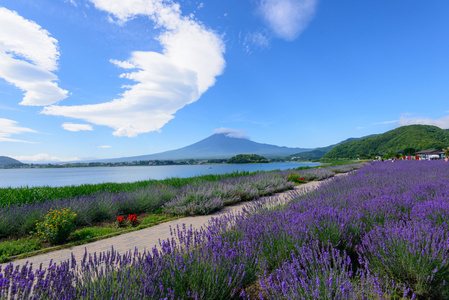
[{"x1": 0, "y1": 162, "x2": 320, "y2": 188}]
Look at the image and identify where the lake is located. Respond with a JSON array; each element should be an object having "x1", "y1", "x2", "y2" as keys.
[{"x1": 0, "y1": 162, "x2": 320, "y2": 188}]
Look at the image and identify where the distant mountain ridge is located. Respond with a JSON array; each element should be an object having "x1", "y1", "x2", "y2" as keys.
[
  {"x1": 0, "y1": 156, "x2": 23, "y2": 167},
  {"x1": 102, "y1": 133, "x2": 312, "y2": 162},
  {"x1": 287, "y1": 136, "x2": 374, "y2": 161},
  {"x1": 323, "y1": 125, "x2": 449, "y2": 159}
]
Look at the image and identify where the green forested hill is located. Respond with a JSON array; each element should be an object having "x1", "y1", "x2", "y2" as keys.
[
  {"x1": 227, "y1": 154, "x2": 269, "y2": 164},
  {"x1": 288, "y1": 137, "x2": 372, "y2": 161},
  {"x1": 290, "y1": 148, "x2": 330, "y2": 161},
  {"x1": 323, "y1": 125, "x2": 449, "y2": 159},
  {"x1": 0, "y1": 156, "x2": 23, "y2": 167}
]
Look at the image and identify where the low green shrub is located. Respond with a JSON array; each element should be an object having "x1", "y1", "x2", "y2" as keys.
[
  {"x1": 0, "y1": 237, "x2": 41, "y2": 262},
  {"x1": 70, "y1": 226, "x2": 116, "y2": 242},
  {"x1": 35, "y1": 207, "x2": 77, "y2": 245}
]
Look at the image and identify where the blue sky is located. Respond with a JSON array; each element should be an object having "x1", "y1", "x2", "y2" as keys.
[{"x1": 1, "y1": 0, "x2": 449, "y2": 162}]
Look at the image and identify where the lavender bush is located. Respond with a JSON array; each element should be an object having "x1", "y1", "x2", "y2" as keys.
[
  {"x1": 280, "y1": 167, "x2": 335, "y2": 182},
  {"x1": 163, "y1": 192, "x2": 224, "y2": 215},
  {"x1": 328, "y1": 163, "x2": 365, "y2": 174},
  {"x1": 260, "y1": 242, "x2": 377, "y2": 300},
  {"x1": 162, "y1": 173, "x2": 295, "y2": 215},
  {"x1": 243, "y1": 174, "x2": 294, "y2": 196},
  {"x1": 359, "y1": 220, "x2": 449, "y2": 298}
]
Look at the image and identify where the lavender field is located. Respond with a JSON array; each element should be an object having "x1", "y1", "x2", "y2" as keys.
[{"x1": 3, "y1": 161, "x2": 447, "y2": 299}]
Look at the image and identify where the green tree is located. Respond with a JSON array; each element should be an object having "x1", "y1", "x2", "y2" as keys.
[
  {"x1": 403, "y1": 148, "x2": 416, "y2": 156},
  {"x1": 443, "y1": 147, "x2": 449, "y2": 158}
]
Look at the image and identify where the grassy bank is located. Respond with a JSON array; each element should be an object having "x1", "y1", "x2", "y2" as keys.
[
  {"x1": 0, "y1": 161, "x2": 360, "y2": 207},
  {"x1": 0, "y1": 170, "x2": 260, "y2": 207}
]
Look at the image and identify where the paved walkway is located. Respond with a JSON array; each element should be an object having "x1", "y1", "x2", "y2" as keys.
[{"x1": 4, "y1": 179, "x2": 329, "y2": 268}]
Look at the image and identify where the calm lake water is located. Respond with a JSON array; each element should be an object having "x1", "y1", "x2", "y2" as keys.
[{"x1": 0, "y1": 162, "x2": 319, "y2": 188}]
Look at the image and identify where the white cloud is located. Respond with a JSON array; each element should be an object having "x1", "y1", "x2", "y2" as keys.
[
  {"x1": 0, "y1": 118, "x2": 37, "y2": 143},
  {"x1": 257, "y1": 0, "x2": 318, "y2": 41},
  {"x1": 243, "y1": 32, "x2": 270, "y2": 53},
  {"x1": 98, "y1": 145, "x2": 111, "y2": 148},
  {"x1": 213, "y1": 127, "x2": 249, "y2": 139},
  {"x1": 64, "y1": 0, "x2": 78, "y2": 7},
  {"x1": 398, "y1": 113, "x2": 449, "y2": 129},
  {"x1": 0, "y1": 136, "x2": 36, "y2": 143},
  {"x1": 0, "y1": 105, "x2": 19, "y2": 111},
  {"x1": 42, "y1": 0, "x2": 225, "y2": 137},
  {"x1": 356, "y1": 126, "x2": 364, "y2": 130},
  {"x1": 374, "y1": 120, "x2": 398, "y2": 125},
  {"x1": 62, "y1": 123, "x2": 94, "y2": 132},
  {"x1": 11, "y1": 153, "x2": 81, "y2": 163},
  {"x1": 0, "y1": 7, "x2": 68, "y2": 106}
]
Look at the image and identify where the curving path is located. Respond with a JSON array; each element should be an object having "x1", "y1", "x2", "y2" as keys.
[{"x1": 3, "y1": 178, "x2": 331, "y2": 269}]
